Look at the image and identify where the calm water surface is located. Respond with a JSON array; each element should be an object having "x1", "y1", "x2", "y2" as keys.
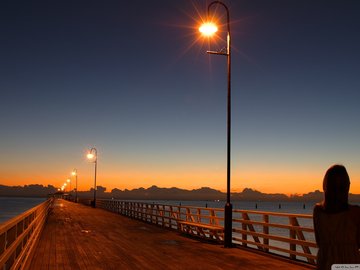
[{"x1": 0, "y1": 197, "x2": 46, "y2": 224}]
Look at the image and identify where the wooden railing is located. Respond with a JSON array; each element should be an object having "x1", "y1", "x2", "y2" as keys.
[
  {"x1": 232, "y1": 209, "x2": 316, "y2": 264},
  {"x1": 0, "y1": 198, "x2": 53, "y2": 270},
  {"x1": 96, "y1": 200, "x2": 317, "y2": 265}
]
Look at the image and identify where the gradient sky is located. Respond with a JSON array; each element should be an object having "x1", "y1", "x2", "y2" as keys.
[{"x1": 1, "y1": 0, "x2": 360, "y2": 195}]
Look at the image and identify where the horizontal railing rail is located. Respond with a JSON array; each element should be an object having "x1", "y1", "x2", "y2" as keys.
[
  {"x1": 0, "y1": 198, "x2": 53, "y2": 270},
  {"x1": 96, "y1": 199, "x2": 317, "y2": 266}
]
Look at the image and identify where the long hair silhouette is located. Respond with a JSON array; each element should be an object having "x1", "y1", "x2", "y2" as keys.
[{"x1": 322, "y1": 164, "x2": 350, "y2": 213}]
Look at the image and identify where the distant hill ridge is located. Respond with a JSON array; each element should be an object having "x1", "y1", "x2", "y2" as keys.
[{"x1": 1, "y1": 184, "x2": 360, "y2": 202}]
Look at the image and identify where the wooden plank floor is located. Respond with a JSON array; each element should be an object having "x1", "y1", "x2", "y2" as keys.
[{"x1": 29, "y1": 199, "x2": 314, "y2": 270}]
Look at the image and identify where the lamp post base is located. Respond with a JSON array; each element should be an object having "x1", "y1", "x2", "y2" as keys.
[
  {"x1": 224, "y1": 202, "x2": 233, "y2": 248},
  {"x1": 91, "y1": 200, "x2": 96, "y2": 208}
]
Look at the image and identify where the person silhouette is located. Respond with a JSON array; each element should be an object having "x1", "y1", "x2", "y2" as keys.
[{"x1": 313, "y1": 164, "x2": 360, "y2": 270}]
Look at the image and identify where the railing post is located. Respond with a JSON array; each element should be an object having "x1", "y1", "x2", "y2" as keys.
[
  {"x1": 143, "y1": 203, "x2": 147, "y2": 222},
  {"x1": 125, "y1": 202, "x2": 129, "y2": 216},
  {"x1": 160, "y1": 205, "x2": 165, "y2": 227},
  {"x1": 289, "y1": 217, "x2": 296, "y2": 260},
  {"x1": 151, "y1": 204, "x2": 155, "y2": 224},
  {"x1": 186, "y1": 208, "x2": 192, "y2": 222},
  {"x1": 147, "y1": 204, "x2": 151, "y2": 223},
  {"x1": 169, "y1": 206, "x2": 174, "y2": 229},
  {"x1": 210, "y1": 209, "x2": 216, "y2": 225},
  {"x1": 131, "y1": 202, "x2": 134, "y2": 217},
  {"x1": 178, "y1": 206, "x2": 182, "y2": 223},
  {"x1": 155, "y1": 205, "x2": 159, "y2": 225},
  {"x1": 139, "y1": 203, "x2": 143, "y2": 221},
  {"x1": 263, "y1": 214, "x2": 269, "y2": 252},
  {"x1": 132, "y1": 202, "x2": 135, "y2": 218},
  {"x1": 138, "y1": 203, "x2": 141, "y2": 220},
  {"x1": 241, "y1": 212, "x2": 247, "y2": 247},
  {"x1": 131, "y1": 202, "x2": 135, "y2": 218},
  {"x1": 133, "y1": 202, "x2": 136, "y2": 218}
]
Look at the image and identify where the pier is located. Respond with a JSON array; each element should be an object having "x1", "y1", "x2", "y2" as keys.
[{"x1": 1, "y1": 198, "x2": 315, "y2": 269}]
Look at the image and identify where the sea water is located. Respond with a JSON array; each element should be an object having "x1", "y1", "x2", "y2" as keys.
[{"x1": 0, "y1": 197, "x2": 46, "y2": 224}]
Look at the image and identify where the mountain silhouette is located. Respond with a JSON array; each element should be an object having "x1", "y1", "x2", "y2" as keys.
[{"x1": 1, "y1": 184, "x2": 359, "y2": 202}]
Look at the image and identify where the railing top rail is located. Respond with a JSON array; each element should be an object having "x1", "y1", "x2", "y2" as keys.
[
  {"x1": 234, "y1": 218, "x2": 314, "y2": 232},
  {"x1": 98, "y1": 199, "x2": 313, "y2": 218},
  {"x1": 0, "y1": 198, "x2": 51, "y2": 232},
  {"x1": 233, "y1": 209, "x2": 313, "y2": 219},
  {"x1": 105, "y1": 200, "x2": 224, "y2": 211}
]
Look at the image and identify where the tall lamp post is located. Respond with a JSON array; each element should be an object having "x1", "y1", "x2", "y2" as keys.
[
  {"x1": 63, "y1": 183, "x2": 67, "y2": 196},
  {"x1": 87, "y1": 147, "x2": 98, "y2": 208},
  {"x1": 72, "y1": 168, "x2": 78, "y2": 202},
  {"x1": 199, "y1": 1, "x2": 233, "y2": 248},
  {"x1": 67, "y1": 178, "x2": 71, "y2": 193}
]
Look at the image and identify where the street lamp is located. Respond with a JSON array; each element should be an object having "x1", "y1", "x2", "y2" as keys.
[
  {"x1": 72, "y1": 168, "x2": 78, "y2": 202},
  {"x1": 63, "y1": 183, "x2": 67, "y2": 195},
  {"x1": 67, "y1": 178, "x2": 71, "y2": 193},
  {"x1": 87, "y1": 147, "x2": 97, "y2": 208},
  {"x1": 199, "y1": 1, "x2": 233, "y2": 248}
]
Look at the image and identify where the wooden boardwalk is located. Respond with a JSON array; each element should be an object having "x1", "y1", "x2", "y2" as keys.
[{"x1": 29, "y1": 199, "x2": 314, "y2": 270}]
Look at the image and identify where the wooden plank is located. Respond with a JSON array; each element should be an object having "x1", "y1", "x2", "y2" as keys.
[
  {"x1": 177, "y1": 220, "x2": 224, "y2": 241},
  {"x1": 177, "y1": 221, "x2": 223, "y2": 231}
]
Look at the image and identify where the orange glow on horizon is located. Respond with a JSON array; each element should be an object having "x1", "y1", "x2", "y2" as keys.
[{"x1": 1, "y1": 165, "x2": 359, "y2": 195}]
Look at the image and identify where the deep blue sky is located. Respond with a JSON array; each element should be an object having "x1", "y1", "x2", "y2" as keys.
[{"x1": 1, "y1": 0, "x2": 360, "y2": 194}]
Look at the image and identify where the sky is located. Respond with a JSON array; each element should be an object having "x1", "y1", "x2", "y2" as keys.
[{"x1": 1, "y1": 0, "x2": 360, "y2": 195}]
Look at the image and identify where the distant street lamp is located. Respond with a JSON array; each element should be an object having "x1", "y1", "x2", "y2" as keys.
[
  {"x1": 63, "y1": 183, "x2": 67, "y2": 195},
  {"x1": 72, "y1": 168, "x2": 78, "y2": 202},
  {"x1": 67, "y1": 178, "x2": 71, "y2": 193},
  {"x1": 199, "y1": 1, "x2": 233, "y2": 248},
  {"x1": 87, "y1": 147, "x2": 98, "y2": 208}
]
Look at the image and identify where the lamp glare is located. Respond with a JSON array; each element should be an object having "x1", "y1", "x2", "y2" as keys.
[{"x1": 199, "y1": 22, "x2": 218, "y2": 36}]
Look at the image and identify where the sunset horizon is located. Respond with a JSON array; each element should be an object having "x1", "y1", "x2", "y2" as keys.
[{"x1": 1, "y1": 170, "x2": 360, "y2": 196}]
